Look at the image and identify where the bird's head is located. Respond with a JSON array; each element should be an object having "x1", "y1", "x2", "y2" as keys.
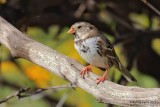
[{"x1": 67, "y1": 22, "x2": 99, "y2": 41}]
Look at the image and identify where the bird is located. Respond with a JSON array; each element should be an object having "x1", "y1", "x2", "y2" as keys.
[{"x1": 67, "y1": 22, "x2": 137, "y2": 84}]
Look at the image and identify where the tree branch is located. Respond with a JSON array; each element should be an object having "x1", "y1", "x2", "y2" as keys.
[
  {"x1": 141, "y1": 0, "x2": 160, "y2": 16},
  {"x1": 0, "y1": 84, "x2": 75, "y2": 104},
  {"x1": 0, "y1": 88, "x2": 29, "y2": 104},
  {"x1": 0, "y1": 16, "x2": 160, "y2": 106}
]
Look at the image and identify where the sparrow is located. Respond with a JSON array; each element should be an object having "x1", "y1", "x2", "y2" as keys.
[{"x1": 67, "y1": 22, "x2": 137, "y2": 84}]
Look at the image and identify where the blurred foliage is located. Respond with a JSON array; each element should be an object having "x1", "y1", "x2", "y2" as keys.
[
  {"x1": 152, "y1": 38, "x2": 160, "y2": 55},
  {"x1": 0, "y1": 0, "x2": 160, "y2": 107},
  {"x1": 0, "y1": 0, "x2": 6, "y2": 4}
]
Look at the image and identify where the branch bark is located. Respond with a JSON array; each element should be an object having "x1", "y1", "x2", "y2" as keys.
[{"x1": 0, "y1": 16, "x2": 160, "y2": 106}]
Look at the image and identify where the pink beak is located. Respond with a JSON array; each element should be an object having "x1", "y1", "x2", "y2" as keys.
[{"x1": 67, "y1": 27, "x2": 75, "y2": 34}]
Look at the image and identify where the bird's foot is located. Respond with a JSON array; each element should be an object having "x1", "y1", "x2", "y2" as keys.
[
  {"x1": 96, "y1": 70, "x2": 108, "y2": 84},
  {"x1": 80, "y1": 64, "x2": 92, "y2": 78},
  {"x1": 96, "y1": 76, "x2": 107, "y2": 84}
]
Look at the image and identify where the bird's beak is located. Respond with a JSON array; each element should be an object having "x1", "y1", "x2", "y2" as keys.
[{"x1": 67, "y1": 27, "x2": 75, "y2": 34}]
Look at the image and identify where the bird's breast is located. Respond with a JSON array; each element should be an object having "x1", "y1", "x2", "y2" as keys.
[{"x1": 74, "y1": 37, "x2": 108, "y2": 68}]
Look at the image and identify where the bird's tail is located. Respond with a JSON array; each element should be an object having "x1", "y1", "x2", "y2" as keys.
[{"x1": 118, "y1": 64, "x2": 137, "y2": 82}]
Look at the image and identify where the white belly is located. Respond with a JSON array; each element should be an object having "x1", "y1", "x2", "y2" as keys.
[{"x1": 74, "y1": 37, "x2": 108, "y2": 68}]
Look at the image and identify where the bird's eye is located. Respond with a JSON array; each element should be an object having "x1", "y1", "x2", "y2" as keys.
[
  {"x1": 77, "y1": 26, "x2": 81, "y2": 29},
  {"x1": 89, "y1": 26, "x2": 93, "y2": 30}
]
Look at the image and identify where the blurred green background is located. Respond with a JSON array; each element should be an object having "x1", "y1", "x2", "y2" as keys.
[{"x1": 0, "y1": 0, "x2": 160, "y2": 107}]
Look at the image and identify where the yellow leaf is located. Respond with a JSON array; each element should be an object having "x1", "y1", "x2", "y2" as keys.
[
  {"x1": 1, "y1": 61, "x2": 18, "y2": 73},
  {"x1": 25, "y1": 65, "x2": 52, "y2": 88},
  {"x1": 152, "y1": 38, "x2": 160, "y2": 55}
]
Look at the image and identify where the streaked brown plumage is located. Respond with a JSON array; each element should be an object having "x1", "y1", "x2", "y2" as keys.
[{"x1": 67, "y1": 22, "x2": 137, "y2": 84}]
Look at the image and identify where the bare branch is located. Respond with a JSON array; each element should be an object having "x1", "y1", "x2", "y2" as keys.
[
  {"x1": 141, "y1": 0, "x2": 160, "y2": 16},
  {"x1": 0, "y1": 88, "x2": 30, "y2": 104},
  {"x1": 0, "y1": 84, "x2": 75, "y2": 104},
  {"x1": 28, "y1": 85, "x2": 75, "y2": 96},
  {"x1": 74, "y1": 3, "x2": 86, "y2": 18},
  {"x1": 56, "y1": 91, "x2": 70, "y2": 107},
  {"x1": 0, "y1": 16, "x2": 160, "y2": 106}
]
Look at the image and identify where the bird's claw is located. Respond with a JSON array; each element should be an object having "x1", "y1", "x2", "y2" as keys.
[
  {"x1": 96, "y1": 75, "x2": 107, "y2": 84},
  {"x1": 80, "y1": 65, "x2": 92, "y2": 78}
]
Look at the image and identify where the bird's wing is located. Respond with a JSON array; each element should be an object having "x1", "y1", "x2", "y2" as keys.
[
  {"x1": 97, "y1": 34, "x2": 137, "y2": 82},
  {"x1": 97, "y1": 34, "x2": 121, "y2": 68}
]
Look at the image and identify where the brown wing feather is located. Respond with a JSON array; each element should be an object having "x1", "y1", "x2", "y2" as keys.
[{"x1": 97, "y1": 34, "x2": 137, "y2": 82}]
